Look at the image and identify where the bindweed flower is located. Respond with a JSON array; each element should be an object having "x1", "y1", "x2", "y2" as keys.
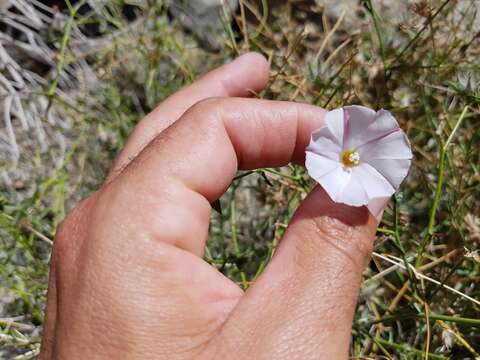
[{"x1": 305, "y1": 105, "x2": 412, "y2": 211}]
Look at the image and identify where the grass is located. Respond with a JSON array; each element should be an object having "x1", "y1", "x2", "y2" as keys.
[{"x1": 1, "y1": 0, "x2": 479, "y2": 358}]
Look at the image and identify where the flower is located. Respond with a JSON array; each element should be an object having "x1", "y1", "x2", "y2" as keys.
[{"x1": 305, "y1": 105, "x2": 412, "y2": 208}]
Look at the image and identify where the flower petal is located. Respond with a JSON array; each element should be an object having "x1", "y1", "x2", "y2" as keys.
[
  {"x1": 305, "y1": 152, "x2": 341, "y2": 179},
  {"x1": 305, "y1": 155, "x2": 351, "y2": 203},
  {"x1": 305, "y1": 105, "x2": 412, "y2": 210},
  {"x1": 344, "y1": 107, "x2": 400, "y2": 149},
  {"x1": 367, "y1": 197, "x2": 390, "y2": 220},
  {"x1": 343, "y1": 105, "x2": 376, "y2": 149},
  {"x1": 335, "y1": 164, "x2": 394, "y2": 207},
  {"x1": 357, "y1": 130, "x2": 412, "y2": 160},
  {"x1": 364, "y1": 158, "x2": 411, "y2": 189},
  {"x1": 337, "y1": 171, "x2": 369, "y2": 206},
  {"x1": 307, "y1": 126, "x2": 342, "y2": 160},
  {"x1": 325, "y1": 107, "x2": 345, "y2": 146},
  {"x1": 353, "y1": 163, "x2": 396, "y2": 199}
]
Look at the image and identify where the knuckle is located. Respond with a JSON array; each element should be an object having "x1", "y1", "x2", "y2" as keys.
[
  {"x1": 146, "y1": 97, "x2": 226, "y2": 156},
  {"x1": 52, "y1": 196, "x2": 94, "y2": 264},
  {"x1": 187, "y1": 97, "x2": 225, "y2": 119},
  {"x1": 319, "y1": 216, "x2": 372, "y2": 258},
  {"x1": 296, "y1": 207, "x2": 374, "y2": 270},
  {"x1": 192, "y1": 96, "x2": 225, "y2": 110}
]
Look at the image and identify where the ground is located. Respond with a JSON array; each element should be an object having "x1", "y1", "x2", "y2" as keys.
[{"x1": 0, "y1": 0, "x2": 479, "y2": 359}]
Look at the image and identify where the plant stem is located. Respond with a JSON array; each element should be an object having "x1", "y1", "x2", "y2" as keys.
[
  {"x1": 230, "y1": 198, "x2": 248, "y2": 289},
  {"x1": 416, "y1": 106, "x2": 469, "y2": 267},
  {"x1": 47, "y1": 0, "x2": 85, "y2": 98},
  {"x1": 368, "y1": 312, "x2": 480, "y2": 327},
  {"x1": 365, "y1": 0, "x2": 386, "y2": 68},
  {"x1": 392, "y1": 195, "x2": 417, "y2": 290},
  {"x1": 373, "y1": 337, "x2": 448, "y2": 360},
  {"x1": 387, "y1": 0, "x2": 452, "y2": 75}
]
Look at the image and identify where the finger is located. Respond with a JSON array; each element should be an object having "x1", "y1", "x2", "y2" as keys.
[
  {"x1": 108, "y1": 52, "x2": 270, "y2": 180},
  {"x1": 39, "y1": 262, "x2": 57, "y2": 359},
  {"x1": 100, "y1": 98, "x2": 326, "y2": 256},
  {"x1": 217, "y1": 187, "x2": 387, "y2": 359}
]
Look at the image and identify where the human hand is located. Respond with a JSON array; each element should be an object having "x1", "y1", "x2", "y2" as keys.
[{"x1": 40, "y1": 53, "x2": 386, "y2": 359}]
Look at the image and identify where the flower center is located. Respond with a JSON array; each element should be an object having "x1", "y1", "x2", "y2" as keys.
[{"x1": 342, "y1": 149, "x2": 360, "y2": 167}]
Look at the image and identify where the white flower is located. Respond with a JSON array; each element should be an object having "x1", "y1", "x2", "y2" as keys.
[{"x1": 305, "y1": 105, "x2": 413, "y2": 208}]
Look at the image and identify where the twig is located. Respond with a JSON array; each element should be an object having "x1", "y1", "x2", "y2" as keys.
[
  {"x1": 230, "y1": 197, "x2": 248, "y2": 290},
  {"x1": 0, "y1": 317, "x2": 35, "y2": 331},
  {"x1": 420, "y1": 278, "x2": 431, "y2": 360},
  {"x1": 289, "y1": 10, "x2": 346, "y2": 101},
  {"x1": 373, "y1": 252, "x2": 480, "y2": 306},
  {"x1": 368, "y1": 313, "x2": 480, "y2": 327},
  {"x1": 2, "y1": 95, "x2": 19, "y2": 162},
  {"x1": 372, "y1": 337, "x2": 448, "y2": 360},
  {"x1": 47, "y1": 0, "x2": 86, "y2": 98},
  {"x1": 20, "y1": 220, "x2": 53, "y2": 246},
  {"x1": 437, "y1": 320, "x2": 480, "y2": 358},
  {"x1": 386, "y1": 0, "x2": 452, "y2": 77}
]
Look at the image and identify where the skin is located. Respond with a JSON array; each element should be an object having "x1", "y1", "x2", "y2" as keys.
[{"x1": 40, "y1": 53, "x2": 387, "y2": 359}]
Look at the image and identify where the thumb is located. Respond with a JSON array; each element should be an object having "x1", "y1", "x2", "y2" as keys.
[{"x1": 217, "y1": 186, "x2": 387, "y2": 359}]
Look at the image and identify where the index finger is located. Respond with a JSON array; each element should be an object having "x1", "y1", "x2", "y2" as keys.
[
  {"x1": 99, "y1": 98, "x2": 326, "y2": 256},
  {"x1": 108, "y1": 52, "x2": 269, "y2": 180}
]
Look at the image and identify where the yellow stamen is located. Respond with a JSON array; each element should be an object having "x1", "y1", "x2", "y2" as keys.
[{"x1": 342, "y1": 149, "x2": 360, "y2": 167}]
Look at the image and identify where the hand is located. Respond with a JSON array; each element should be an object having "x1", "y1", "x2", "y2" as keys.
[{"x1": 40, "y1": 53, "x2": 385, "y2": 359}]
